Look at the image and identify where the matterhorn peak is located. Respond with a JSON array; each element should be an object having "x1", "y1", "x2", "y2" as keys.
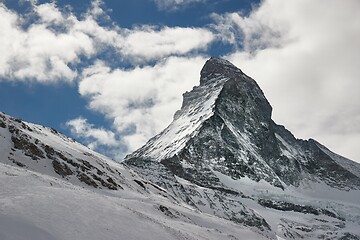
[
  {"x1": 127, "y1": 57, "x2": 250, "y2": 160},
  {"x1": 124, "y1": 57, "x2": 360, "y2": 239},
  {"x1": 126, "y1": 57, "x2": 273, "y2": 162},
  {"x1": 200, "y1": 57, "x2": 243, "y2": 85},
  {"x1": 126, "y1": 57, "x2": 360, "y2": 190}
]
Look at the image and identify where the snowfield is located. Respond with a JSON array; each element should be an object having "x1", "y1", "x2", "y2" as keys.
[
  {"x1": 0, "y1": 112, "x2": 269, "y2": 240},
  {"x1": 0, "y1": 162, "x2": 268, "y2": 240}
]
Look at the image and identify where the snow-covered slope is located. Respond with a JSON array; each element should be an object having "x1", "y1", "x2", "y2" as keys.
[
  {"x1": 0, "y1": 111, "x2": 271, "y2": 240},
  {"x1": 0, "y1": 111, "x2": 133, "y2": 191},
  {"x1": 0, "y1": 162, "x2": 273, "y2": 240},
  {"x1": 133, "y1": 75, "x2": 225, "y2": 160},
  {"x1": 125, "y1": 57, "x2": 360, "y2": 239}
]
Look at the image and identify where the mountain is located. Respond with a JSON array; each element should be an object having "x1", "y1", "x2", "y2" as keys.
[
  {"x1": 0, "y1": 112, "x2": 270, "y2": 240},
  {"x1": 1, "y1": 57, "x2": 360, "y2": 240},
  {"x1": 125, "y1": 57, "x2": 360, "y2": 239}
]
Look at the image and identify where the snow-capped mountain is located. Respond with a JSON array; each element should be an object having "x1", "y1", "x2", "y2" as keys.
[
  {"x1": 125, "y1": 57, "x2": 360, "y2": 239},
  {"x1": 0, "y1": 112, "x2": 271, "y2": 240},
  {"x1": 1, "y1": 57, "x2": 360, "y2": 239}
]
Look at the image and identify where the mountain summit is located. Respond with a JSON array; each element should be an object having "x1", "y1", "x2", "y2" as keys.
[
  {"x1": 200, "y1": 57, "x2": 244, "y2": 84},
  {"x1": 125, "y1": 57, "x2": 360, "y2": 239}
]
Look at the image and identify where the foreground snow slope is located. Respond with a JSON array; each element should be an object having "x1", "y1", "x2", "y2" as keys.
[
  {"x1": 0, "y1": 112, "x2": 269, "y2": 240},
  {"x1": 0, "y1": 162, "x2": 270, "y2": 240}
]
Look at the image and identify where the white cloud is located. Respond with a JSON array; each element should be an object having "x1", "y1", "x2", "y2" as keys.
[
  {"x1": 119, "y1": 26, "x2": 214, "y2": 62},
  {"x1": 66, "y1": 117, "x2": 118, "y2": 149},
  {"x1": 0, "y1": 1, "x2": 214, "y2": 83},
  {"x1": 153, "y1": 0, "x2": 206, "y2": 11},
  {"x1": 35, "y1": 3, "x2": 64, "y2": 24},
  {"x1": 87, "y1": 0, "x2": 108, "y2": 19},
  {"x1": 215, "y1": 0, "x2": 360, "y2": 161},
  {"x1": 0, "y1": 2, "x2": 95, "y2": 83},
  {"x1": 212, "y1": 9, "x2": 287, "y2": 51},
  {"x1": 79, "y1": 56, "x2": 206, "y2": 152}
]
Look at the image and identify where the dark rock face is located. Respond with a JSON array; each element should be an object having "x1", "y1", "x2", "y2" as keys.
[
  {"x1": 125, "y1": 57, "x2": 360, "y2": 233},
  {"x1": 258, "y1": 199, "x2": 344, "y2": 221},
  {"x1": 302, "y1": 139, "x2": 360, "y2": 189},
  {"x1": 52, "y1": 160, "x2": 73, "y2": 177},
  {"x1": 199, "y1": 57, "x2": 243, "y2": 85}
]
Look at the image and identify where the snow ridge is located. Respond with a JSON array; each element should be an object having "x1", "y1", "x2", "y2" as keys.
[{"x1": 129, "y1": 76, "x2": 227, "y2": 160}]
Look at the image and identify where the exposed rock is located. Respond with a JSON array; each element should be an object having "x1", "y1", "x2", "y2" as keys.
[
  {"x1": 11, "y1": 135, "x2": 45, "y2": 160},
  {"x1": 78, "y1": 173, "x2": 98, "y2": 188},
  {"x1": 52, "y1": 160, "x2": 73, "y2": 177}
]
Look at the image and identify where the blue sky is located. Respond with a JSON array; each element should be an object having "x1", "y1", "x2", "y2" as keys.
[{"x1": 1, "y1": 0, "x2": 360, "y2": 162}]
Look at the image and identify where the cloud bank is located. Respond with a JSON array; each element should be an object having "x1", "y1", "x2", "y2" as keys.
[
  {"x1": 0, "y1": 2, "x2": 93, "y2": 82},
  {"x1": 0, "y1": 2, "x2": 214, "y2": 82}
]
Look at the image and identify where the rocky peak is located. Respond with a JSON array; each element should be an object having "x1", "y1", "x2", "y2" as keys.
[
  {"x1": 128, "y1": 57, "x2": 255, "y2": 160},
  {"x1": 126, "y1": 57, "x2": 360, "y2": 190},
  {"x1": 215, "y1": 68, "x2": 272, "y2": 125},
  {"x1": 199, "y1": 57, "x2": 272, "y2": 121},
  {"x1": 200, "y1": 57, "x2": 243, "y2": 85}
]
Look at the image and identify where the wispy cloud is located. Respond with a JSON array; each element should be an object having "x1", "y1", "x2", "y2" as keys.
[
  {"x1": 211, "y1": 9, "x2": 287, "y2": 51},
  {"x1": 119, "y1": 26, "x2": 214, "y2": 63},
  {"x1": 153, "y1": 0, "x2": 207, "y2": 11},
  {"x1": 65, "y1": 117, "x2": 125, "y2": 158}
]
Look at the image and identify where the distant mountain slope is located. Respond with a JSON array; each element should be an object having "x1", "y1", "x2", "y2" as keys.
[
  {"x1": 0, "y1": 112, "x2": 270, "y2": 240},
  {"x1": 0, "y1": 111, "x2": 133, "y2": 190},
  {"x1": 125, "y1": 57, "x2": 360, "y2": 239}
]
